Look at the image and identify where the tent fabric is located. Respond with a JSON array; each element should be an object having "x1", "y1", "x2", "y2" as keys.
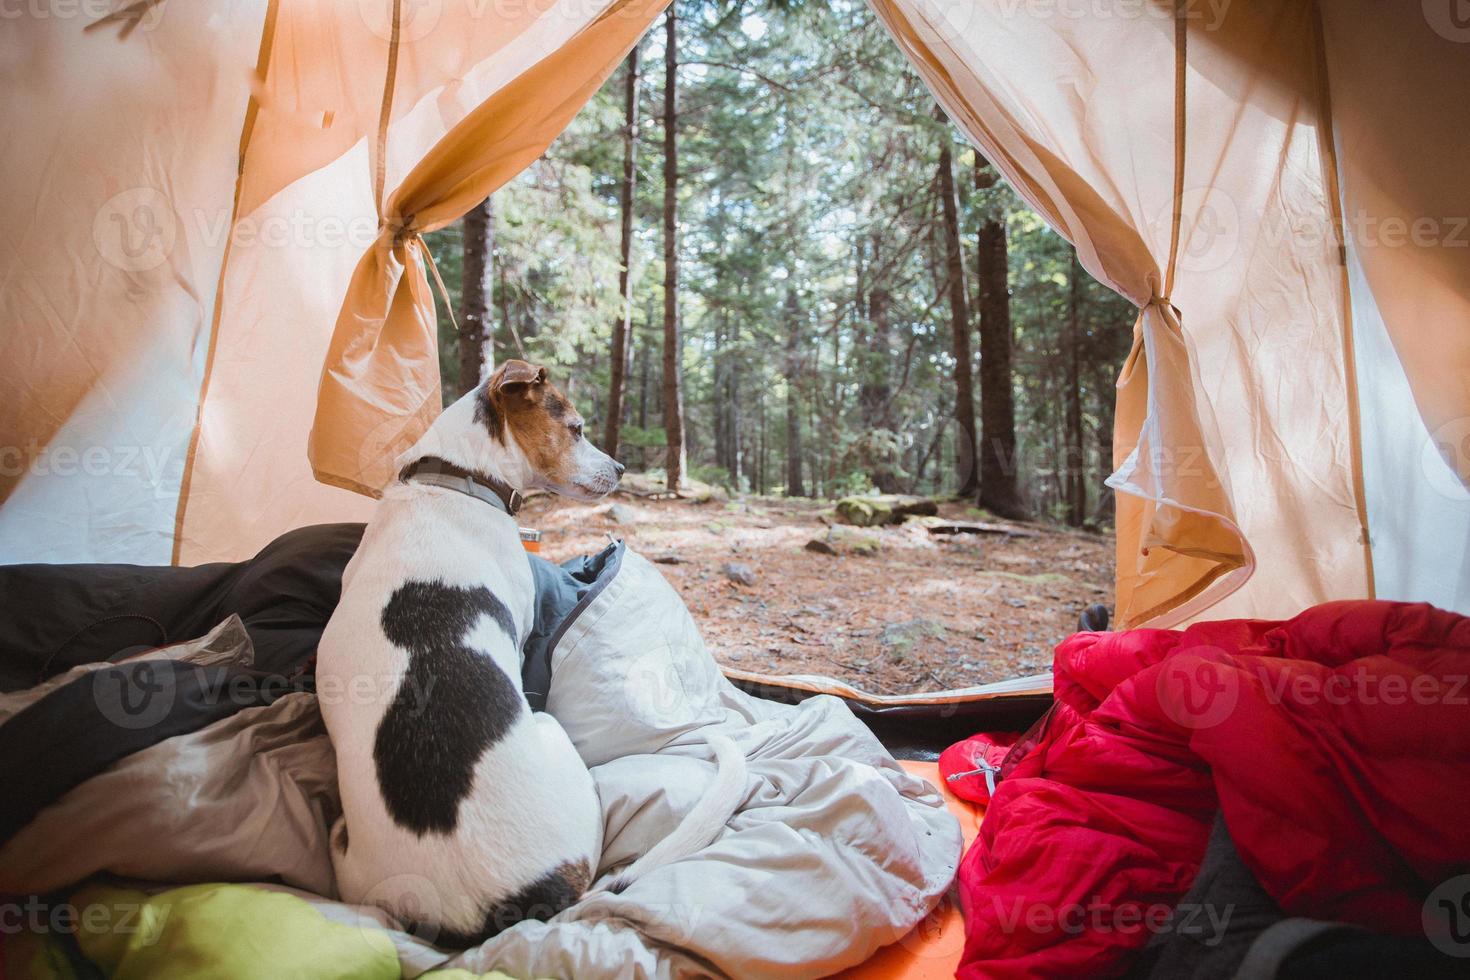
[
  {"x1": 0, "y1": 0, "x2": 668, "y2": 567},
  {"x1": 1316, "y1": 0, "x2": 1470, "y2": 610},
  {"x1": 1318, "y1": 1, "x2": 1470, "y2": 469},
  {"x1": 188, "y1": 0, "x2": 669, "y2": 561},
  {"x1": 867, "y1": 0, "x2": 1380, "y2": 626},
  {"x1": 2, "y1": 1, "x2": 1465, "y2": 625},
  {"x1": 1, "y1": 1, "x2": 266, "y2": 566},
  {"x1": 307, "y1": 0, "x2": 668, "y2": 498}
]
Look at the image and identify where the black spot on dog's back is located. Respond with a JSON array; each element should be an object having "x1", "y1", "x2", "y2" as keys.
[
  {"x1": 374, "y1": 581, "x2": 524, "y2": 836},
  {"x1": 432, "y1": 860, "x2": 592, "y2": 948}
]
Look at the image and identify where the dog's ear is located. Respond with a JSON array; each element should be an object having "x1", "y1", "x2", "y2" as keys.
[{"x1": 492, "y1": 359, "x2": 547, "y2": 397}]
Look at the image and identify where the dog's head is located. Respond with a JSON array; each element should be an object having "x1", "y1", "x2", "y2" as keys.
[{"x1": 474, "y1": 360, "x2": 624, "y2": 500}]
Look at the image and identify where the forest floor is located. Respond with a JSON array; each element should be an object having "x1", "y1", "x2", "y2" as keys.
[{"x1": 522, "y1": 476, "x2": 1113, "y2": 695}]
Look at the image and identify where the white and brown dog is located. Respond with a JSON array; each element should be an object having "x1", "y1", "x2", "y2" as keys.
[{"x1": 319, "y1": 360, "x2": 745, "y2": 947}]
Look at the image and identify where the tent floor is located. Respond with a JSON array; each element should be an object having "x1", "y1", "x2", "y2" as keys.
[{"x1": 728, "y1": 675, "x2": 1051, "y2": 760}]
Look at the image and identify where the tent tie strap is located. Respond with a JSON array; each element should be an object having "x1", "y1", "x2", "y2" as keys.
[
  {"x1": 947, "y1": 760, "x2": 1002, "y2": 797},
  {"x1": 379, "y1": 215, "x2": 459, "y2": 331},
  {"x1": 385, "y1": 214, "x2": 418, "y2": 248}
]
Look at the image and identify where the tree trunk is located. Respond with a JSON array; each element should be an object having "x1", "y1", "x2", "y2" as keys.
[
  {"x1": 911, "y1": 419, "x2": 948, "y2": 493},
  {"x1": 936, "y1": 110, "x2": 978, "y2": 497},
  {"x1": 1093, "y1": 414, "x2": 1115, "y2": 525},
  {"x1": 730, "y1": 358, "x2": 743, "y2": 487},
  {"x1": 974, "y1": 155, "x2": 1025, "y2": 519},
  {"x1": 1064, "y1": 250, "x2": 1087, "y2": 526},
  {"x1": 496, "y1": 253, "x2": 514, "y2": 356},
  {"x1": 860, "y1": 276, "x2": 902, "y2": 494},
  {"x1": 637, "y1": 317, "x2": 650, "y2": 429},
  {"x1": 809, "y1": 400, "x2": 822, "y2": 499},
  {"x1": 660, "y1": 5, "x2": 686, "y2": 490},
  {"x1": 713, "y1": 316, "x2": 728, "y2": 474},
  {"x1": 783, "y1": 290, "x2": 805, "y2": 497},
  {"x1": 1090, "y1": 347, "x2": 1117, "y2": 524},
  {"x1": 459, "y1": 196, "x2": 494, "y2": 394},
  {"x1": 603, "y1": 44, "x2": 640, "y2": 457},
  {"x1": 759, "y1": 388, "x2": 769, "y2": 495}
]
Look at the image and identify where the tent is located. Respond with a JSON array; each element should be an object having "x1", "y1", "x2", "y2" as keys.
[
  {"x1": 3, "y1": 0, "x2": 1467, "y2": 659},
  {"x1": 3, "y1": 4, "x2": 1468, "y2": 976}
]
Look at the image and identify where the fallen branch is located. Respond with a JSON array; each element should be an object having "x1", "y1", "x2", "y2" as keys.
[{"x1": 927, "y1": 521, "x2": 1041, "y2": 538}]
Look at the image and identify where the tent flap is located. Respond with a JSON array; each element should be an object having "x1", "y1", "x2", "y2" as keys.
[
  {"x1": 869, "y1": 0, "x2": 1373, "y2": 624},
  {"x1": 306, "y1": 0, "x2": 670, "y2": 498}
]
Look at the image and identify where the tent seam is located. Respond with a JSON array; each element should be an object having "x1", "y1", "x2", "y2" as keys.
[
  {"x1": 1308, "y1": 0, "x2": 1376, "y2": 600},
  {"x1": 373, "y1": 0, "x2": 403, "y2": 217},
  {"x1": 169, "y1": 0, "x2": 280, "y2": 566},
  {"x1": 1163, "y1": 0, "x2": 1187, "y2": 301}
]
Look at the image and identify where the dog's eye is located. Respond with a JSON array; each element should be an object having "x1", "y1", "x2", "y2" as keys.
[{"x1": 569, "y1": 422, "x2": 583, "y2": 439}]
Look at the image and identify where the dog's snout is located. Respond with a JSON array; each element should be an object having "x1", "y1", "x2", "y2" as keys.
[{"x1": 613, "y1": 461, "x2": 626, "y2": 478}]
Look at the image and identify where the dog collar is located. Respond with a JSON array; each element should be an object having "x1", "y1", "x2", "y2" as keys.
[{"x1": 399, "y1": 457, "x2": 524, "y2": 516}]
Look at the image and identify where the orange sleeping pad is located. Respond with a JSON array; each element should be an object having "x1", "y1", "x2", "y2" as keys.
[{"x1": 834, "y1": 760, "x2": 981, "y2": 980}]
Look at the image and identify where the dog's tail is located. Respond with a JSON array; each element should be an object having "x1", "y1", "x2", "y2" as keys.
[{"x1": 600, "y1": 733, "x2": 747, "y2": 893}]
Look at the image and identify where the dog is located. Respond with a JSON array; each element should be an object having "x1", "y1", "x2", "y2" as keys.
[{"x1": 319, "y1": 359, "x2": 746, "y2": 947}]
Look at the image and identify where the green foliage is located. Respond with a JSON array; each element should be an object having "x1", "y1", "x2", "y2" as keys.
[
  {"x1": 619, "y1": 424, "x2": 668, "y2": 448},
  {"x1": 426, "y1": 0, "x2": 1134, "y2": 519},
  {"x1": 690, "y1": 463, "x2": 734, "y2": 489}
]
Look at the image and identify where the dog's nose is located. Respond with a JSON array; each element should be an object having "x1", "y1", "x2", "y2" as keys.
[{"x1": 614, "y1": 461, "x2": 626, "y2": 478}]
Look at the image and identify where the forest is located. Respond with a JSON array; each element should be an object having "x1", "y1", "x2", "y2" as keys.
[{"x1": 423, "y1": 0, "x2": 1136, "y2": 528}]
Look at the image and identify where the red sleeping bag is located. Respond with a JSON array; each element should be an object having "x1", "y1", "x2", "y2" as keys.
[{"x1": 944, "y1": 600, "x2": 1470, "y2": 979}]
